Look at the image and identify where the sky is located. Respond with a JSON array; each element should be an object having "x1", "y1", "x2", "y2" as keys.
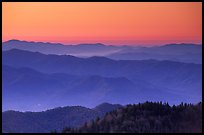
[{"x1": 2, "y1": 2, "x2": 202, "y2": 46}]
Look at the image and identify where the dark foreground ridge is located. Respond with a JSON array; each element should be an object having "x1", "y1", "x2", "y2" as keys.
[
  {"x1": 61, "y1": 101, "x2": 202, "y2": 133},
  {"x1": 2, "y1": 103, "x2": 122, "y2": 133}
]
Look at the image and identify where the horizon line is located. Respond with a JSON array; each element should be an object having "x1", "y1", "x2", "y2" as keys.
[{"x1": 2, "y1": 39, "x2": 202, "y2": 47}]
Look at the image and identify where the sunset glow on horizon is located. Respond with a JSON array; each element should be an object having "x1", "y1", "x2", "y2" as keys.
[{"x1": 2, "y1": 2, "x2": 202, "y2": 46}]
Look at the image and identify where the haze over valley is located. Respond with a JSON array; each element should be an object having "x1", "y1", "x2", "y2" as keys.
[
  {"x1": 2, "y1": 2, "x2": 202, "y2": 133},
  {"x1": 2, "y1": 40, "x2": 202, "y2": 112}
]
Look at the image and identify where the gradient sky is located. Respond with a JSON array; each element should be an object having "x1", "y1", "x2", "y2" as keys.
[{"x1": 2, "y1": 2, "x2": 202, "y2": 46}]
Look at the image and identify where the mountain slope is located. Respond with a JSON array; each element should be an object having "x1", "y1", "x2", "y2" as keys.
[
  {"x1": 2, "y1": 103, "x2": 122, "y2": 133},
  {"x1": 3, "y1": 40, "x2": 201, "y2": 63},
  {"x1": 3, "y1": 65, "x2": 157, "y2": 111},
  {"x1": 62, "y1": 102, "x2": 202, "y2": 133},
  {"x1": 2, "y1": 49, "x2": 202, "y2": 105},
  {"x1": 2, "y1": 39, "x2": 122, "y2": 57},
  {"x1": 107, "y1": 44, "x2": 202, "y2": 64}
]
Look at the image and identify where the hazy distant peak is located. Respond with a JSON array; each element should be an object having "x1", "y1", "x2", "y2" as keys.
[
  {"x1": 77, "y1": 43, "x2": 106, "y2": 46},
  {"x1": 3, "y1": 48, "x2": 84, "y2": 62},
  {"x1": 4, "y1": 39, "x2": 23, "y2": 43},
  {"x1": 4, "y1": 39, "x2": 65, "y2": 46},
  {"x1": 4, "y1": 48, "x2": 42, "y2": 55},
  {"x1": 87, "y1": 56, "x2": 113, "y2": 61},
  {"x1": 7, "y1": 39, "x2": 20, "y2": 42},
  {"x1": 163, "y1": 43, "x2": 201, "y2": 47},
  {"x1": 5, "y1": 39, "x2": 39, "y2": 44}
]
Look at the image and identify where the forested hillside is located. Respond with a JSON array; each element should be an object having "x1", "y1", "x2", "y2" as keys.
[
  {"x1": 2, "y1": 103, "x2": 121, "y2": 133},
  {"x1": 62, "y1": 102, "x2": 202, "y2": 133}
]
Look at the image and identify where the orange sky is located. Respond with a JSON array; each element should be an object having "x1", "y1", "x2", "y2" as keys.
[{"x1": 2, "y1": 2, "x2": 202, "y2": 46}]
